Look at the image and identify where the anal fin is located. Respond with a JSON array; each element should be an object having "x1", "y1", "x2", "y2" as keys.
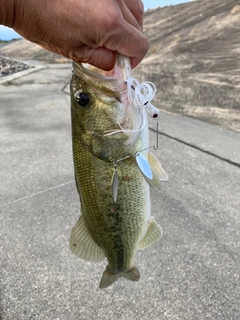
[
  {"x1": 138, "y1": 219, "x2": 163, "y2": 249},
  {"x1": 70, "y1": 215, "x2": 105, "y2": 262}
]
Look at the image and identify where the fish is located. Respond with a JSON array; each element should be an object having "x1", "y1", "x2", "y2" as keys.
[{"x1": 69, "y1": 54, "x2": 168, "y2": 289}]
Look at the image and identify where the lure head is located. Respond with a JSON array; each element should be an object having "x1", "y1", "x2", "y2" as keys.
[{"x1": 71, "y1": 56, "x2": 141, "y2": 160}]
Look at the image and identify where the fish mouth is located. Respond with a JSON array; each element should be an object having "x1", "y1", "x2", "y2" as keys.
[
  {"x1": 73, "y1": 56, "x2": 144, "y2": 148},
  {"x1": 74, "y1": 53, "x2": 131, "y2": 80},
  {"x1": 73, "y1": 57, "x2": 134, "y2": 126},
  {"x1": 72, "y1": 60, "x2": 126, "y2": 99}
]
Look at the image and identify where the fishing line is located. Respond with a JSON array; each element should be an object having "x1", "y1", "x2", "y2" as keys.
[
  {"x1": 0, "y1": 180, "x2": 74, "y2": 208},
  {"x1": 103, "y1": 115, "x2": 146, "y2": 136}
]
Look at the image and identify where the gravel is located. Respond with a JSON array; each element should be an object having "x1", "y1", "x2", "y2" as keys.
[{"x1": 0, "y1": 57, "x2": 31, "y2": 77}]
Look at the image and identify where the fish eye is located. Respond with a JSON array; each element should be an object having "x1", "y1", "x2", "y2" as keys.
[{"x1": 76, "y1": 91, "x2": 89, "y2": 107}]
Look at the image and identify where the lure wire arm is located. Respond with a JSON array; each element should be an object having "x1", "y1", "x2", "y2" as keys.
[{"x1": 110, "y1": 120, "x2": 158, "y2": 202}]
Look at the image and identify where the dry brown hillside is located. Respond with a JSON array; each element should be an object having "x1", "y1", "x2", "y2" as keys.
[
  {"x1": 134, "y1": 0, "x2": 240, "y2": 132},
  {"x1": 0, "y1": 38, "x2": 67, "y2": 62}
]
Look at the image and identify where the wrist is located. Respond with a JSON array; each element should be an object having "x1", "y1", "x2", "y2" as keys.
[{"x1": 0, "y1": 0, "x2": 15, "y2": 27}]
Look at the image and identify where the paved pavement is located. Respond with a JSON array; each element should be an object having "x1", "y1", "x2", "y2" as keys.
[{"x1": 0, "y1": 62, "x2": 240, "y2": 320}]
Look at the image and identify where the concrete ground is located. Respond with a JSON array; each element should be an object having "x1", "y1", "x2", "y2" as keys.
[{"x1": 0, "y1": 62, "x2": 240, "y2": 320}]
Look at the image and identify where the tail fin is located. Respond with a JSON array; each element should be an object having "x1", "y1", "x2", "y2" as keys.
[{"x1": 99, "y1": 266, "x2": 140, "y2": 289}]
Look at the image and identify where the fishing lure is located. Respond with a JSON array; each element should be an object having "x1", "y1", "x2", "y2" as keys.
[{"x1": 109, "y1": 76, "x2": 167, "y2": 202}]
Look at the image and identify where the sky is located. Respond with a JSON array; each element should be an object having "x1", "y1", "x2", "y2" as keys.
[{"x1": 0, "y1": 0, "x2": 191, "y2": 41}]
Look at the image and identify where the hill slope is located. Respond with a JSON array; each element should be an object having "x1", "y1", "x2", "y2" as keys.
[
  {"x1": 0, "y1": 38, "x2": 66, "y2": 62},
  {"x1": 134, "y1": 0, "x2": 240, "y2": 132}
]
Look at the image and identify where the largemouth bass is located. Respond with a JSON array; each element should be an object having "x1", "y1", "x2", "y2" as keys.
[{"x1": 70, "y1": 54, "x2": 167, "y2": 288}]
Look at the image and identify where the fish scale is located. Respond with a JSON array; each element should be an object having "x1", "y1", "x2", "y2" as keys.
[{"x1": 72, "y1": 130, "x2": 148, "y2": 265}]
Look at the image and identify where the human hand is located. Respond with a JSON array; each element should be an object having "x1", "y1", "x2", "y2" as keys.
[{"x1": 12, "y1": 0, "x2": 149, "y2": 70}]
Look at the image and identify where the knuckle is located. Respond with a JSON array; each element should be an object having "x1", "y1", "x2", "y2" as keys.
[
  {"x1": 95, "y1": 13, "x2": 123, "y2": 47},
  {"x1": 69, "y1": 49, "x2": 89, "y2": 63},
  {"x1": 103, "y1": 11, "x2": 121, "y2": 30}
]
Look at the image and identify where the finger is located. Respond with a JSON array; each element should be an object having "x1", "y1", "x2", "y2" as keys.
[
  {"x1": 70, "y1": 45, "x2": 116, "y2": 71},
  {"x1": 103, "y1": 21, "x2": 149, "y2": 69},
  {"x1": 123, "y1": 0, "x2": 144, "y2": 30},
  {"x1": 119, "y1": 0, "x2": 143, "y2": 32}
]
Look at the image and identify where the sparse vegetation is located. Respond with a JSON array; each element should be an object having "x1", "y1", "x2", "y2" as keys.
[{"x1": 0, "y1": 38, "x2": 21, "y2": 43}]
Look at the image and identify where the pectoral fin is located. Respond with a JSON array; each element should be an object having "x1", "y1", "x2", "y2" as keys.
[
  {"x1": 138, "y1": 219, "x2": 163, "y2": 249},
  {"x1": 70, "y1": 215, "x2": 105, "y2": 262}
]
